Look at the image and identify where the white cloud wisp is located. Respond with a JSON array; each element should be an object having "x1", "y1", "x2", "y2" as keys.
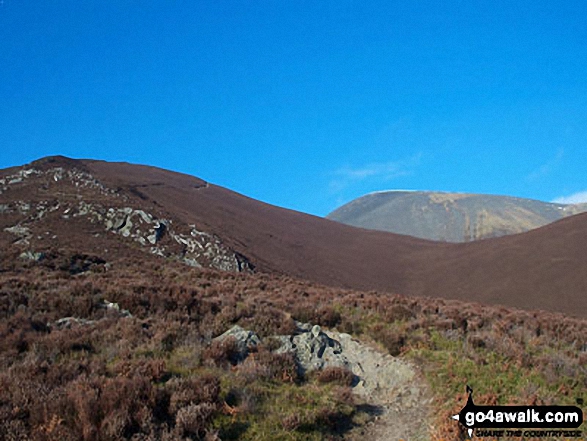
[{"x1": 552, "y1": 190, "x2": 587, "y2": 205}]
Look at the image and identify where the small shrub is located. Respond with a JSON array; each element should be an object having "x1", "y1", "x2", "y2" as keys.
[
  {"x1": 372, "y1": 327, "x2": 406, "y2": 356},
  {"x1": 333, "y1": 386, "x2": 355, "y2": 406},
  {"x1": 282, "y1": 413, "x2": 302, "y2": 431},
  {"x1": 384, "y1": 304, "x2": 415, "y2": 322},
  {"x1": 241, "y1": 306, "x2": 296, "y2": 337},
  {"x1": 203, "y1": 336, "x2": 241, "y2": 367},
  {"x1": 467, "y1": 333, "x2": 486, "y2": 349},
  {"x1": 169, "y1": 375, "x2": 220, "y2": 415},
  {"x1": 252, "y1": 350, "x2": 300, "y2": 382},
  {"x1": 315, "y1": 366, "x2": 355, "y2": 387},
  {"x1": 316, "y1": 306, "x2": 342, "y2": 328},
  {"x1": 175, "y1": 402, "x2": 216, "y2": 438}
]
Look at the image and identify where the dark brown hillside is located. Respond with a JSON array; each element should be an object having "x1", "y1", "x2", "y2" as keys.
[
  {"x1": 84, "y1": 160, "x2": 439, "y2": 288},
  {"x1": 2, "y1": 156, "x2": 586, "y2": 318},
  {"x1": 1, "y1": 156, "x2": 586, "y2": 440},
  {"x1": 406, "y1": 213, "x2": 587, "y2": 315},
  {"x1": 82, "y1": 159, "x2": 587, "y2": 318},
  {"x1": 0, "y1": 248, "x2": 584, "y2": 440}
]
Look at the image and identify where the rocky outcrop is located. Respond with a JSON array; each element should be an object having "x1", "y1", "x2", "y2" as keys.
[
  {"x1": 214, "y1": 322, "x2": 352, "y2": 374},
  {"x1": 101, "y1": 300, "x2": 132, "y2": 318},
  {"x1": 52, "y1": 300, "x2": 132, "y2": 329},
  {"x1": 274, "y1": 324, "x2": 347, "y2": 373},
  {"x1": 0, "y1": 166, "x2": 116, "y2": 197},
  {"x1": 214, "y1": 325, "x2": 262, "y2": 362},
  {"x1": 53, "y1": 317, "x2": 96, "y2": 329},
  {"x1": 0, "y1": 164, "x2": 253, "y2": 273},
  {"x1": 94, "y1": 205, "x2": 252, "y2": 272},
  {"x1": 19, "y1": 250, "x2": 45, "y2": 261},
  {"x1": 212, "y1": 320, "x2": 430, "y2": 437},
  {"x1": 4, "y1": 225, "x2": 32, "y2": 245}
]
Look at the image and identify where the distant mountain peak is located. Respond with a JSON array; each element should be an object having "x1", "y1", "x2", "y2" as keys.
[
  {"x1": 2, "y1": 158, "x2": 587, "y2": 318},
  {"x1": 327, "y1": 190, "x2": 587, "y2": 242}
]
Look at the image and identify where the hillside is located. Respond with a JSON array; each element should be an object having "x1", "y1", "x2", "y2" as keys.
[
  {"x1": 1, "y1": 156, "x2": 586, "y2": 440},
  {"x1": 2, "y1": 156, "x2": 587, "y2": 318},
  {"x1": 327, "y1": 190, "x2": 587, "y2": 242}
]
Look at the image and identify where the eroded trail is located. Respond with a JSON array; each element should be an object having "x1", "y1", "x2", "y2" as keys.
[{"x1": 325, "y1": 331, "x2": 434, "y2": 441}]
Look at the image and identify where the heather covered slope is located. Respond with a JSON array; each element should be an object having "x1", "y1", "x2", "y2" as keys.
[
  {"x1": 2, "y1": 156, "x2": 587, "y2": 317},
  {"x1": 0, "y1": 250, "x2": 585, "y2": 440},
  {"x1": 327, "y1": 190, "x2": 587, "y2": 242},
  {"x1": 85, "y1": 159, "x2": 587, "y2": 318},
  {"x1": 1, "y1": 156, "x2": 586, "y2": 439}
]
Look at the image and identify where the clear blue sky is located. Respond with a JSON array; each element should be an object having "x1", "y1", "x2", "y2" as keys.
[{"x1": 1, "y1": 1, "x2": 587, "y2": 216}]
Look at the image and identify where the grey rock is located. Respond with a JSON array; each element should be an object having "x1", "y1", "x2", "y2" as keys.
[
  {"x1": 17, "y1": 202, "x2": 30, "y2": 213},
  {"x1": 54, "y1": 317, "x2": 95, "y2": 329},
  {"x1": 275, "y1": 324, "x2": 347, "y2": 373},
  {"x1": 135, "y1": 209, "x2": 153, "y2": 224},
  {"x1": 101, "y1": 300, "x2": 132, "y2": 317},
  {"x1": 295, "y1": 321, "x2": 314, "y2": 332},
  {"x1": 147, "y1": 221, "x2": 167, "y2": 244},
  {"x1": 214, "y1": 325, "x2": 261, "y2": 361},
  {"x1": 212, "y1": 322, "x2": 351, "y2": 374},
  {"x1": 76, "y1": 201, "x2": 92, "y2": 217},
  {"x1": 4, "y1": 225, "x2": 31, "y2": 245},
  {"x1": 109, "y1": 214, "x2": 128, "y2": 231},
  {"x1": 182, "y1": 257, "x2": 202, "y2": 268},
  {"x1": 19, "y1": 251, "x2": 45, "y2": 262}
]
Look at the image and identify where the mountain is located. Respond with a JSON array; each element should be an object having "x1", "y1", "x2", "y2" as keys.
[
  {"x1": 2, "y1": 156, "x2": 587, "y2": 318},
  {"x1": 2, "y1": 156, "x2": 586, "y2": 441},
  {"x1": 327, "y1": 190, "x2": 587, "y2": 242}
]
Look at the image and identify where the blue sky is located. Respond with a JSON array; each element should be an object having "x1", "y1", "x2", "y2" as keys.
[{"x1": 1, "y1": 1, "x2": 586, "y2": 216}]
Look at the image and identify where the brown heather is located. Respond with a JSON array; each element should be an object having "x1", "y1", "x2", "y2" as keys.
[{"x1": 0, "y1": 248, "x2": 585, "y2": 440}]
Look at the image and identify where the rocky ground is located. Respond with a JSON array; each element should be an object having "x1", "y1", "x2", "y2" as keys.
[
  {"x1": 328, "y1": 330, "x2": 433, "y2": 441},
  {"x1": 216, "y1": 323, "x2": 434, "y2": 440},
  {"x1": 0, "y1": 162, "x2": 253, "y2": 272},
  {"x1": 4, "y1": 156, "x2": 587, "y2": 319}
]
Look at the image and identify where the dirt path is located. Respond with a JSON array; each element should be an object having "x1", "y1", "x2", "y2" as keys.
[{"x1": 325, "y1": 331, "x2": 434, "y2": 441}]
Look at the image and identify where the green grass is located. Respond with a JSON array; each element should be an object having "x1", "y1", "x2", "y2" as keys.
[
  {"x1": 408, "y1": 329, "x2": 584, "y2": 405},
  {"x1": 213, "y1": 376, "x2": 355, "y2": 440},
  {"x1": 2, "y1": 257, "x2": 585, "y2": 440}
]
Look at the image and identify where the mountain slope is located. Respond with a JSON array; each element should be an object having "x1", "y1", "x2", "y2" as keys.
[
  {"x1": 327, "y1": 190, "x2": 587, "y2": 242},
  {"x1": 2, "y1": 156, "x2": 587, "y2": 318}
]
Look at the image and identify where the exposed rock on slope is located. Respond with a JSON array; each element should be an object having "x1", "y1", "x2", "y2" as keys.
[
  {"x1": 327, "y1": 190, "x2": 587, "y2": 242},
  {"x1": 0, "y1": 157, "x2": 252, "y2": 272},
  {"x1": 3, "y1": 156, "x2": 587, "y2": 318},
  {"x1": 214, "y1": 323, "x2": 432, "y2": 440}
]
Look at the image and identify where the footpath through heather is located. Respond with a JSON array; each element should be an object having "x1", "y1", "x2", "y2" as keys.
[{"x1": 323, "y1": 330, "x2": 434, "y2": 441}]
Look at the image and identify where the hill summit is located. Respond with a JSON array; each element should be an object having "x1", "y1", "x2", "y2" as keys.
[
  {"x1": 3, "y1": 156, "x2": 587, "y2": 318},
  {"x1": 327, "y1": 190, "x2": 587, "y2": 242}
]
